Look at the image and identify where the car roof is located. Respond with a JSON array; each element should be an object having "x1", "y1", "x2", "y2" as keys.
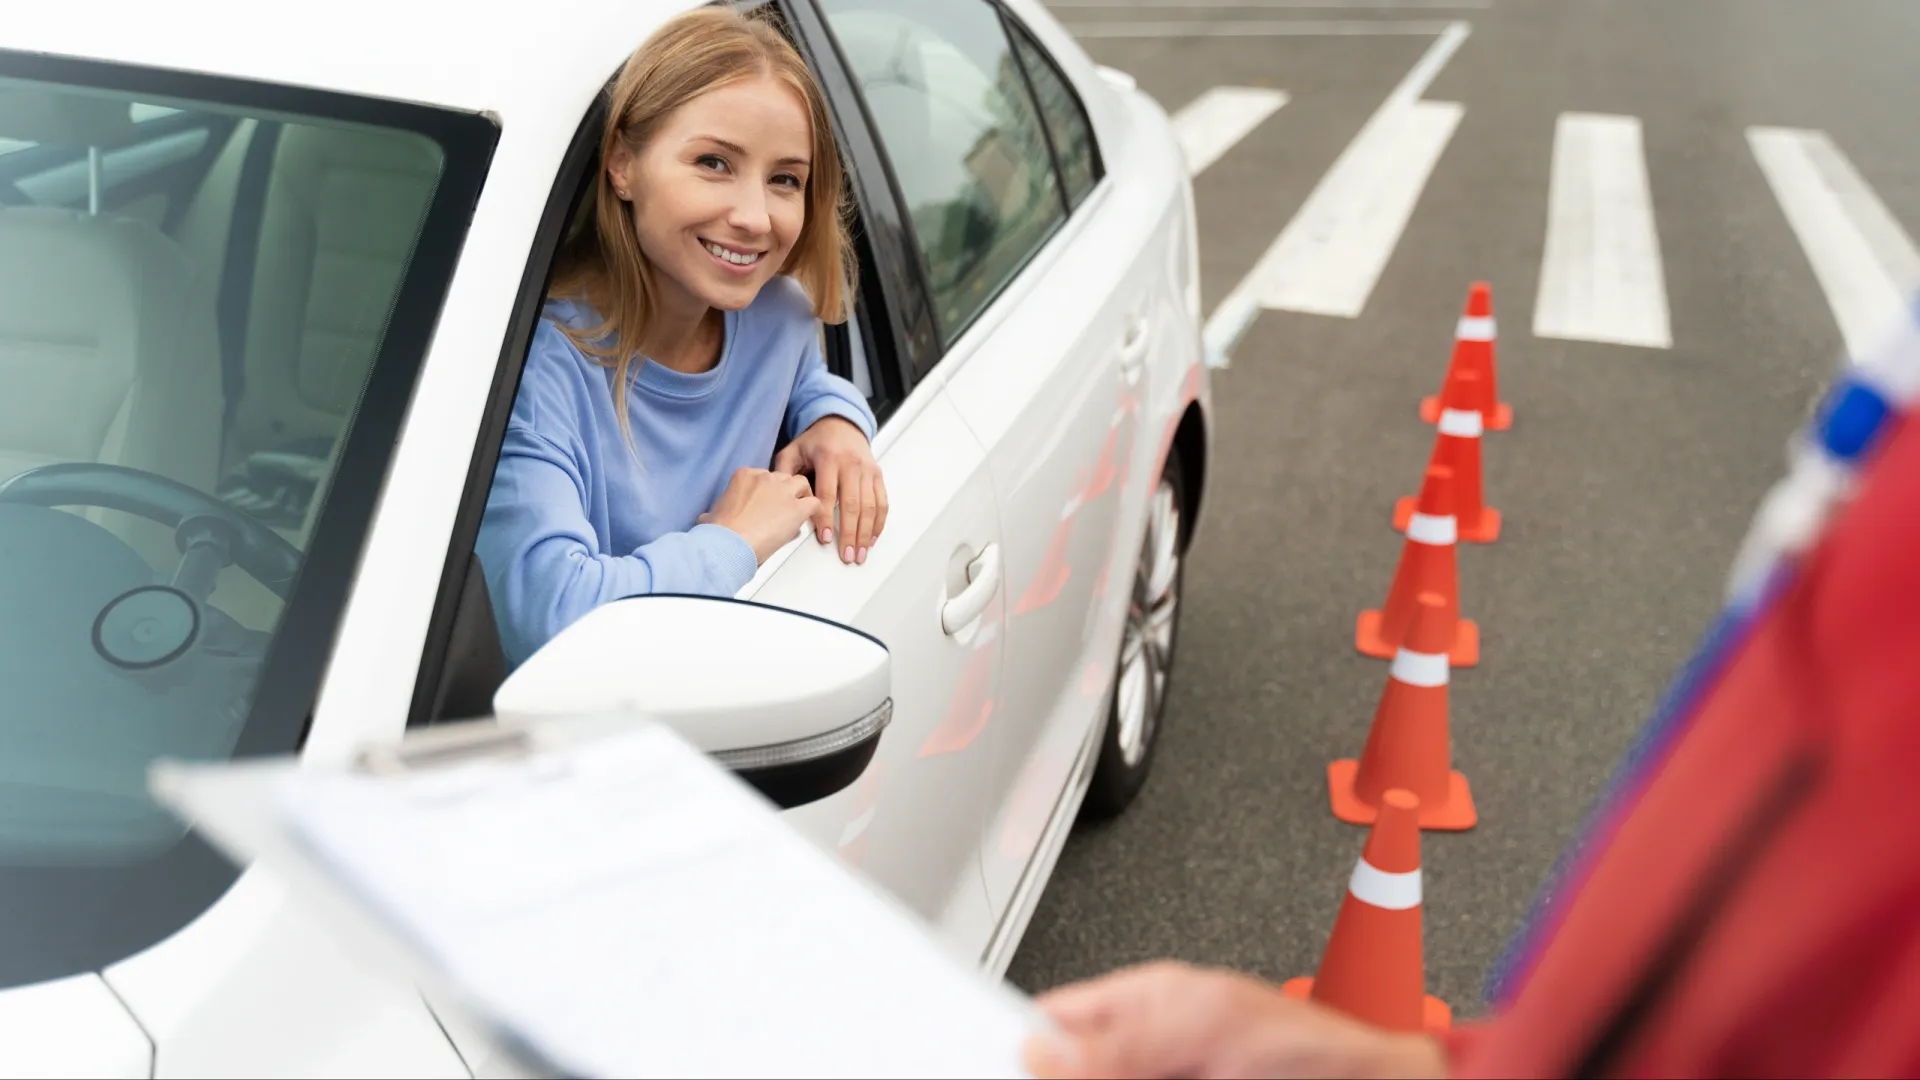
[{"x1": 3, "y1": 0, "x2": 703, "y2": 116}]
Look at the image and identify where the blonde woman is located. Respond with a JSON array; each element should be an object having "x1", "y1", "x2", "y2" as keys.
[{"x1": 477, "y1": 6, "x2": 885, "y2": 668}]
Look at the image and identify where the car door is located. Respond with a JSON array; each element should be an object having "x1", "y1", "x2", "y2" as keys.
[
  {"x1": 740, "y1": 0, "x2": 1007, "y2": 963},
  {"x1": 809, "y1": 0, "x2": 1144, "y2": 918}
]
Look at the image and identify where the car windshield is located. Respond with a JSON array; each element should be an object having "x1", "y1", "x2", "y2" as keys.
[{"x1": 0, "y1": 56, "x2": 493, "y2": 989}]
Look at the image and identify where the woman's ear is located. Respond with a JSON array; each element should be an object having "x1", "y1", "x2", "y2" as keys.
[{"x1": 606, "y1": 145, "x2": 635, "y2": 202}]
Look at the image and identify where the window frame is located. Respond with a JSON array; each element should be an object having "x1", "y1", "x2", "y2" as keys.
[
  {"x1": 404, "y1": 0, "x2": 928, "y2": 728},
  {"x1": 998, "y1": 5, "x2": 1105, "y2": 211},
  {"x1": 0, "y1": 46, "x2": 498, "y2": 990},
  {"x1": 806, "y1": 0, "x2": 1089, "y2": 366},
  {"x1": 996, "y1": 10, "x2": 1069, "y2": 222},
  {"x1": 786, "y1": 0, "x2": 945, "y2": 391}
]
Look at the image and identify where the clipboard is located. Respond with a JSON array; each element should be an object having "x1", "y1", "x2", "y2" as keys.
[{"x1": 149, "y1": 713, "x2": 1045, "y2": 1080}]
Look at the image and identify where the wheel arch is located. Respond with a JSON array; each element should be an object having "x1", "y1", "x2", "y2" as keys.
[{"x1": 1169, "y1": 401, "x2": 1208, "y2": 550}]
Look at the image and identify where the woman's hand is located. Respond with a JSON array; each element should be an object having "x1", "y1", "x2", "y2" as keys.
[
  {"x1": 701, "y1": 467, "x2": 822, "y2": 564},
  {"x1": 1023, "y1": 961, "x2": 1448, "y2": 1080},
  {"x1": 773, "y1": 415, "x2": 887, "y2": 565}
]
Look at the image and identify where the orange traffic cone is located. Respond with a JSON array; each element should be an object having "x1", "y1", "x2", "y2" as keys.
[
  {"x1": 1332, "y1": 593, "x2": 1477, "y2": 830},
  {"x1": 1395, "y1": 368, "x2": 1501, "y2": 544},
  {"x1": 1420, "y1": 282, "x2": 1511, "y2": 431},
  {"x1": 1282, "y1": 789, "x2": 1451, "y2": 1033},
  {"x1": 1358, "y1": 465, "x2": 1478, "y2": 667}
]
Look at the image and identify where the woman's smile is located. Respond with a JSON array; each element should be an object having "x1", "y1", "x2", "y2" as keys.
[{"x1": 701, "y1": 238, "x2": 765, "y2": 273}]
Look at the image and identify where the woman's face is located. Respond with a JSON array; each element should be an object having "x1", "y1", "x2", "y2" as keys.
[{"x1": 610, "y1": 76, "x2": 813, "y2": 317}]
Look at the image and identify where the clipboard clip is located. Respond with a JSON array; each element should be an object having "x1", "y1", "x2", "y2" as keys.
[{"x1": 354, "y1": 720, "x2": 534, "y2": 777}]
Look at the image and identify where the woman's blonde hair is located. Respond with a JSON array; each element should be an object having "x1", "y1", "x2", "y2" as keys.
[{"x1": 548, "y1": 4, "x2": 856, "y2": 444}]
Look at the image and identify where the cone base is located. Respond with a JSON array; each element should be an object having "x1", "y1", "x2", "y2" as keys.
[
  {"x1": 1327, "y1": 758, "x2": 1478, "y2": 830},
  {"x1": 1395, "y1": 496, "x2": 1501, "y2": 543},
  {"x1": 1279, "y1": 977, "x2": 1453, "y2": 1033},
  {"x1": 1356, "y1": 609, "x2": 1479, "y2": 668},
  {"x1": 1422, "y1": 395, "x2": 1513, "y2": 431}
]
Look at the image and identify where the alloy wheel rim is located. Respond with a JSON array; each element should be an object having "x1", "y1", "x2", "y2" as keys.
[{"x1": 1115, "y1": 478, "x2": 1181, "y2": 767}]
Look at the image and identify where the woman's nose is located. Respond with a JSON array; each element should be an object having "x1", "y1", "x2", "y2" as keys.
[{"x1": 727, "y1": 187, "x2": 772, "y2": 236}]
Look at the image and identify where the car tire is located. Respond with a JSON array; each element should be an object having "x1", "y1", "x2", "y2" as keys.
[{"x1": 1082, "y1": 453, "x2": 1188, "y2": 821}]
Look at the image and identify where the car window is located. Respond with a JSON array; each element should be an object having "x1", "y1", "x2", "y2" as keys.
[
  {"x1": 1005, "y1": 16, "x2": 1100, "y2": 210},
  {"x1": 0, "y1": 62, "x2": 491, "y2": 990},
  {"x1": 815, "y1": 0, "x2": 1066, "y2": 348}
]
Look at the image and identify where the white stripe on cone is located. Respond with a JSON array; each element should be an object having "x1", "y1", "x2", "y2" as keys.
[
  {"x1": 1456, "y1": 314, "x2": 1496, "y2": 341},
  {"x1": 1405, "y1": 511, "x2": 1457, "y2": 546},
  {"x1": 1438, "y1": 408, "x2": 1483, "y2": 437},
  {"x1": 1348, "y1": 858, "x2": 1423, "y2": 910},
  {"x1": 1390, "y1": 648, "x2": 1449, "y2": 688}
]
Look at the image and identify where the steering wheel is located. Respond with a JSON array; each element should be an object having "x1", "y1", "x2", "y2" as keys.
[{"x1": 0, "y1": 462, "x2": 303, "y2": 600}]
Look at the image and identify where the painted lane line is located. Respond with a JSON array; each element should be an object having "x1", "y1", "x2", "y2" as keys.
[
  {"x1": 1047, "y1": 0, "x2": 1492, "y2": 9},
  {"x1": 1202, "y1": 20, "x2": 1469, "y2": 366},
  {"x1": 1067, "y1": 19, "x2": 1463, "y2": 37},
  {"x1": 1243, "y1": 21, "x2": 1469, "y2": 316},
  {"x1": 1201, "y1": 21, "x2": 1470, "y2": 365},
  {"x1": 1748, "y1": 126, "x2": 1920, "y2": 361},
  {"x1": 1256, "y1": 100, "x2": 1461, "y2": 317},
  {"x1": 1533, "y1": 112, "x2": 1672, "y2": 349},
  {"x1": 1172, "y1": 86, "x2": 1289, "y2": 178}
]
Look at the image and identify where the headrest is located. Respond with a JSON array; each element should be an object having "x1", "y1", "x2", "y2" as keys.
[{"x1": 0, "y1": 87, "x2": 135, "y2": 148}]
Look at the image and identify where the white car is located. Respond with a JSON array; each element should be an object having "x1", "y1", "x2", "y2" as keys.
[{"x1": 0, "y1": 0, "x2": 1212, "y2": 1073}]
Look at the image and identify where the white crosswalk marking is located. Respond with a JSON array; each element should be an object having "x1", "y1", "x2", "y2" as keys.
[
  {"x1": 1201, "y1": 21, "x2": 1469, "y2": 366},
  {"x1": 1045, "y1": 0, "x2": 1493, "y2": 8},
  {"x1": 1066, "y1": 20, "x2": 1465, "y2": 37},
  {"x1": 1256, "y1": 100, "x2": 1461, "y2": 317},
  {"x1": 1175, "y1": 56, "x2": 1913, "y2": 370},
  {"x1": 1533, "y1": 112, "x2": 1672, "y2": 349},
  {"x1": 1747, "y1": 127, "x2": 1920, "y2": 361},
  {"x1": 1237, "y1": 23, "x2": 1468, "y2": 319},
  {"x1": 1171, "y1": 87, "x2": 1288, "y2": 178}
]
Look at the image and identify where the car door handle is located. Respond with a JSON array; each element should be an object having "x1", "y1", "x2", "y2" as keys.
[{"x1": 940, "y1": 543, "x2": 1002, "y2": 635}]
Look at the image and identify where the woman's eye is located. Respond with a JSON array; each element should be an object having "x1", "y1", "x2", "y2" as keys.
[
  {"x1": 772, "y1": 173, "x2": 803, "y2": 190},
  {"x1": 696, "y1": 154, "x2": 729, "y2": 173}
]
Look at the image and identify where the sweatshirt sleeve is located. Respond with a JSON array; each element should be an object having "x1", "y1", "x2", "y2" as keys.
[
  {"x1": 785, "y1": 322, "x2": 878, "y2": 443},
  {"x1": 475, "y1": 423, "x2": 759, "y2": 669}
]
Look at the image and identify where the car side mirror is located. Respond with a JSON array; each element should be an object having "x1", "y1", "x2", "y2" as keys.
[{"x1": 491, "y1": 595, "x2": 890, "y2": 810}]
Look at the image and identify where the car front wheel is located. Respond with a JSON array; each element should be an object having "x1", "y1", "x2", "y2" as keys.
[{"x1": 1082, "y1": 453, "x2": 1187, "y2": 820}]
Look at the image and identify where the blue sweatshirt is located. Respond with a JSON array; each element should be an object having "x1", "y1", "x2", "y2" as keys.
[{"x1": 475, "y1": 276, "x2": 876, "y2": 669}]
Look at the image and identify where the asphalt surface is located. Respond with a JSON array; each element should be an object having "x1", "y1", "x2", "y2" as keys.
[{"x1": 1005, "y1": 0, "x2": 1920, "y2": 1015}]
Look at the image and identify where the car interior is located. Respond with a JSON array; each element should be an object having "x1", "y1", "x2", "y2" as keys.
[
  {"x1": 0, "y1": 84, "x2": 445, "y2": 614},
  {"x1": 0, "y1": 74, "x2": 450, "y2": 863}
]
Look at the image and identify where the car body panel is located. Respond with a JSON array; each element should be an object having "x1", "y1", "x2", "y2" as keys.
[
  {"x1": 744, "y1": 386, "x2": 1007, "y2": 961},
  {"x1": 0, "y1": 0, "x2": 1210, "y2": 1070},
  {"x1": 940, "y1": 23, "x2": 1199, "y2": 916},
  {"x1": 100, "y1": 873, "x2": 469, "y2": 1078},
  {"x1": 0, "y1": 973, "x2": 149, "y2": 1079},
  {"x1": 4, "y1": 0, "x2": 687, "y2": 119}
]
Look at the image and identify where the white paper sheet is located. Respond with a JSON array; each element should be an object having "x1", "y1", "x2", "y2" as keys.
[{"x1": 268, "y1": 722, "x2": 1041, "y2": 1079}]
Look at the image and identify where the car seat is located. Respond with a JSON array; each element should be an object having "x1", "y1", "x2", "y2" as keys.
[{"x1": 0, "y1": 88, "x2": 223, "y2": 569}]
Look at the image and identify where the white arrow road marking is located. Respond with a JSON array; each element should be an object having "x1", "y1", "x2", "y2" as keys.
[{"x1": 1172, "y1": 87, "x2": 1289, "y2": 178}]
